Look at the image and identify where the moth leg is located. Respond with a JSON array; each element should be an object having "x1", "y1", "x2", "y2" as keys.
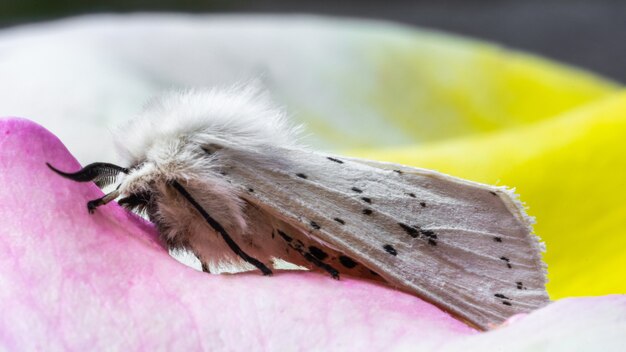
[
  {"x1": 171, "y1": 181, "x2": 273, "y2": 276},
  {"x1": 87, "y1": 189, "x2": 120, "y2": 214},
  {"x1": 201, "y1": 262, "x2": 211, "y2": 274},
  {"x1": 191, "y1": 252, "x2": 211, "y2": 274}
]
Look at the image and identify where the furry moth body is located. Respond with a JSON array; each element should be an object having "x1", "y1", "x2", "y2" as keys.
[{"x1": 48, "y1": 86, "x2": 549, "y2": 330}]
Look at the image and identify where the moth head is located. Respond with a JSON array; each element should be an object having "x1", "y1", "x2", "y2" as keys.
[{"x1": 45, "y1": 161, "x2": 156, "y2": 215}]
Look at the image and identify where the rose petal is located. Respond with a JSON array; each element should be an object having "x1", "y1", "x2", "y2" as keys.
[{"x1": 0, "y1": 118, "x2": 475, "y2": 349}]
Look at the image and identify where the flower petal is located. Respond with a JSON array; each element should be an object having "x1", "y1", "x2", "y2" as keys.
[{"x1": 355, "y1": 92, "x2": 626, "y2": 298}]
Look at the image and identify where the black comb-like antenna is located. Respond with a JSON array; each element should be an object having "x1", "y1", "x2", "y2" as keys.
[{"x1": 46, "y1": 162, "x2": 129, "y2": 188}]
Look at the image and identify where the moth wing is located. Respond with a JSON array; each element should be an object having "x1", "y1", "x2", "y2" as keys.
[{"x1": 228, "y1": 149, "x2": 549, "y2": 330}]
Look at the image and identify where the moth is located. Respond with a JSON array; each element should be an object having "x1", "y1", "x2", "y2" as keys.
[{"x1": 48, "y1": 85, "x2": 549, "y2": 330}]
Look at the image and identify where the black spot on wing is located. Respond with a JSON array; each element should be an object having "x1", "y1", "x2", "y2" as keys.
[
  {"x1": 494, "y1": 237, "x2": 503, "y2": 242},
  {"x1": 421, "y1": 229, "x2": 437, "y2": 239},
  {"x1": 393, "y1": 169, "x2": 403, "y2": 174},
  {"x1": 383, "y1": 244, "x2": 397, "y2": 256},
  {"x1": 495, "y1": 293, "x2": 513, "y2": 306},
  {"x1": 407, "y1": 193, "x2": 416, "y2": 198},
  {"x1": 327, "y1": 157, "x2": 344, "y2": 164},
  {"x1": 398, "y1": 223, "x2": 438, "y2": 245},
  {"x1": 310, "y1": 221, "x2": 321, "y2": 230},
  {"x1": 361, "y1": 197, "x2": 372, "y2": 204},
  {"x1": 296, "y1": 173, "x2": 308, "y2": 179},
  {"x1": 490, "y1": 191, "x2": 497, "y2": 196},
  {"x1": 309, "y1": 246, "x2": 329, "y2": 261},
  {"x1": 333, "y1": 218, "x2": 345, "y2": 225},
  {"x1": 398, "y1": 223, "x2": 419, "y2": 238},
  {"x1": 351, "y1": 187, "x2": 363, "y2": 193},
  {"x1": 420, "y1": 202, "x2": 426, "y2": 207},
  {"x1": 500, "y1": 256, "x2": 512, "y2": 269},
  {"x1": 362, "y1": 209, "x2": 373, "y2": 215},
  {"x1": 338, "y1": 255, "x2": 358, "y2": 269},
  {"x1": 247, "y1": 188, "x2": 254, "y2": 193}
]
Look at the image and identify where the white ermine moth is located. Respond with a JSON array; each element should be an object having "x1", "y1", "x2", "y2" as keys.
[{"x1": 47, "y1": 85, "x2": 549, "y2": 330}]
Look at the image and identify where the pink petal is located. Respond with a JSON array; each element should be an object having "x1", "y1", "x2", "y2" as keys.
[{"x1": 0, "y1": 118, "x2": 475, "y2": 350}]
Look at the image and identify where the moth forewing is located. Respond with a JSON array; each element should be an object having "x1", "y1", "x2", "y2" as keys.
[{"x1": 223, "y1": 148, "x2": 549, "y2": 330}]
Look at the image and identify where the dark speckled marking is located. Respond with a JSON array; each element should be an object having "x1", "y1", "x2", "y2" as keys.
[
  {"x1": 490, "y1": 191, "x2": 497, "y2": 196},
  {"x1": 333, "y1": 217, "x2": 345, "y2": 225},
  {"x1": 420, "y1": 202, "x2": 426, "y2": 207},
  {"x1": 494, "y1": 237, "x2": 503, "y2": 242},
  {"x1": 399, "y1": 223, "x2": 419, "y2": 238},
  {"x1": 361, "y1": 197, "x2": 372, "y2": 204},
  {"x1": 516, "y1": 281, "x2": 527, "y2": 290},
  {"x1": 393, "y1": 169, "x2": 403, "y2": 174},
  {"x1": 296, "y1": 173, "x2": 308, "y2": 179},
  {"x1": 502, "y1": 301, "x2": 512, "y2": 306},
  {"x1": 309, "y1": 246, "x2": 329, "y2": 261},
  {"x1": 428, "y1": 239, "x2": 437, "y2": 246},
  {"x1": 248, "y1": 188, "x2": 254, "y2": 192},
  {"x1": 500, "y1": 256, "x2": 512, "y2": 268},
  {"x1": 495, "y1": 293, "x2": 511, "y2": 300},
  {"x1": 383, "y1": 244, "x2": 397, "y2": 256},
  {"x1": 421, "y1": 229, "x2": 437, "y2": 239},
  {"x1": 351, "y1": 187, "x2": 363, "y2": 193},
  {"x1": 362, "y1": 209, "x2": 373, "y2": 215},
  {"x1": 327, "y1": 157, "x2": 344, "y2": 164},
  {"x1": 339, "y1": 256, "x2": 358, "y2": 269},
  {"x1": 310, "y1": 221, "x2": 321, "y2": 230},
  {"x1": 407, "y1": 193, "x2": 416, "y2": 198}
]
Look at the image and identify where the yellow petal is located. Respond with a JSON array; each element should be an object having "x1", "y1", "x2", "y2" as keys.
[{"x1": 352, "y1": 92, "x2": 626, "y2": 298}]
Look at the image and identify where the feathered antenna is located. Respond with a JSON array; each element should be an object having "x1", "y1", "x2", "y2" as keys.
[
  {"x1": 46, "y1": 162, "x2": 128, "y2": 188},
  {"x1": 47, "y1": 162, "x2": 129, "y2": 213}
]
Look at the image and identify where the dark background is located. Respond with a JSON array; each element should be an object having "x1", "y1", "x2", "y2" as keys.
[{"x1": 1, "y1": 0, "x2": 625, "y2": 83}]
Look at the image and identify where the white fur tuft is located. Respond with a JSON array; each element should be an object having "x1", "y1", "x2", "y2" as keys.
[{"x1": 115, "y1": 83, "x2": 301, "y2": 166}]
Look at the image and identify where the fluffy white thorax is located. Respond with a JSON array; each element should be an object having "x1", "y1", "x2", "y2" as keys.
[{"x1": 115, "y1": 84, "x2": 301, "y2": 168}]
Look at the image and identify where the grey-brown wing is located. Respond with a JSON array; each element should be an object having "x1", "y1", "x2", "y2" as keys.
[{"x1": 226, "y1": 148, "x2": 549, "y2": 330}]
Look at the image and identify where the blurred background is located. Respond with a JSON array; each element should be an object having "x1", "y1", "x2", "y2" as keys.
[
  {"x1": 1, "y1": 0, "x2": 625, "y2": 82},
  {"x1": 1, "y1": 0, "x2": 624, "y2": 298}
]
